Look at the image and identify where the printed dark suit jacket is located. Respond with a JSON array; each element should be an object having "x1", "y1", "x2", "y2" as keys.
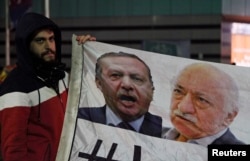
[
  {"x1": 162, "y1": 127, "x2": 245, "y2": 145},
  {"x1": 212, "y1": 129, "x2": 245, "y2": 145},
  {"x1": 78, "y1": 105, "x2": 162, "y2": 138}
]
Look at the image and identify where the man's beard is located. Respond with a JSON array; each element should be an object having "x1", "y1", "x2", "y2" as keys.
[
  {"x1": 41, "y1": 49, "x2": 56, "y2": 62},
  {"x1": 31, "y1": 50, "x2": 58, "y2": 68},
  {"x1": 30, "y1": 50, "x2": 66, "y2": 89}
]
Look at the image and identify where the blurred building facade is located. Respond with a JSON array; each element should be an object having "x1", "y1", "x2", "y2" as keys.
[{"x1": 0, "y1": 0, "x2": 250, "y2": 68}]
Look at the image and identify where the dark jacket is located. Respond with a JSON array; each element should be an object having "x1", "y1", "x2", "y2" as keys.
[
  {"x1": 212, "y1": 129, "x2": 245, "y2": 145},
  {"x1": 0, "y1": 12, "x2": 68, "y2": 161},
  {"x1": 78, "y1": 105, "x2": 163, "y2": 138},
  {"x1": 163, "y1": 128, "x2": 245, "y2": 145}
]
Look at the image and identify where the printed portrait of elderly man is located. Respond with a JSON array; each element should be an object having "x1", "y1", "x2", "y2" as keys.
[{"x1": 163, "y1": 62, "x2": 245, "y2": 146}]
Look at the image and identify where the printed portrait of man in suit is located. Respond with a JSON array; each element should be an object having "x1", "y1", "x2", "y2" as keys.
[
  {"x1": 162, "y1": 63, "x2": 245, "y2": 146},
  {"x1": 78, "y1": 52, "x2": 162, "y2": 138}
]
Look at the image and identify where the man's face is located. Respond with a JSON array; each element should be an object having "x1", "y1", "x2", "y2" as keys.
[
  {"x1": 96, "y1": 56, "x2": 154, "y2": 121},
  {"x1": 30, "y1": 29, "x2": 56, "y2": 62},
  {"x1": 170, "y1": 65, "x2": 233, "y2": 139}
]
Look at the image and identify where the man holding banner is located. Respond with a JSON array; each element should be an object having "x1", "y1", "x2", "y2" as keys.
[
  {"x1": 0, "y1": 12, "x2": 95, "y2": 161},
  {"x1": 78, "y1": 52, "x2": 162, "y2": 137},
  {"x1": 163, "y1": 63, "x2": 245, "y2": 146}
]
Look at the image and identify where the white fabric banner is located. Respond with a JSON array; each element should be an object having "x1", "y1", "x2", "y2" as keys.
[{"x1": 56, "y1": 35, "x2": 250, "y2": 161}]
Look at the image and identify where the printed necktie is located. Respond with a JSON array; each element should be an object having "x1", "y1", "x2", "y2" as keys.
[{"x1": 117, "y1": 122, "x2": 135, "y2": 131}]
